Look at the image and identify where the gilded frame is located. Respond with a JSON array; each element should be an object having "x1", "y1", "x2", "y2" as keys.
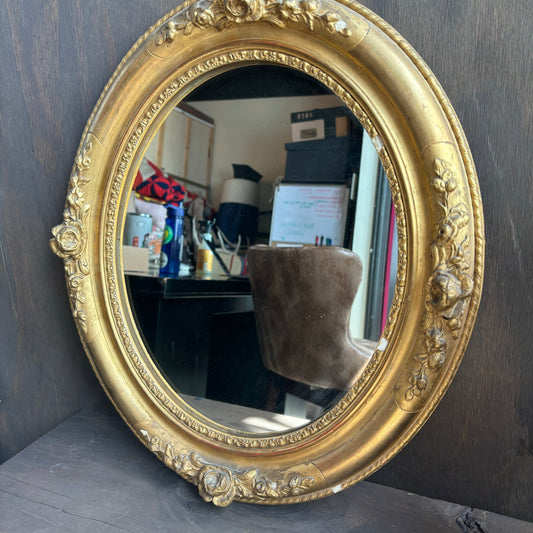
[{"x1": 51, "y1": 0, "x2": 484, "y2": 506}]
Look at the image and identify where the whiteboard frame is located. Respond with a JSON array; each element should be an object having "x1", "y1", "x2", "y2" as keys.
[{"x1": 269, "y1": 183, "x2": 350, "y2": 247}]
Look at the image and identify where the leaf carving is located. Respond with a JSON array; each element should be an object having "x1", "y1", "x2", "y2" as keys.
[
  {"x1": 139, "y1": 429, "x2": 315, "y2": 506},
  {"x1": 155, "y1": 0, "x2": 352, "y2": 45},
  {"x1": 405, "y1": 159, "x2": 473, "y2": 401},
  {"x1": 50, "y1": 142, "x2": 92, "y2": 333}
]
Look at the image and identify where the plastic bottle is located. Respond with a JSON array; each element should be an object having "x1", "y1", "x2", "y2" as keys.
[
  {"x1": 159, "y1": 203, "x2": 185, "y2": 278},
  {"x1": 196, "y1": 231, "x2": 214, "y2": 279}
]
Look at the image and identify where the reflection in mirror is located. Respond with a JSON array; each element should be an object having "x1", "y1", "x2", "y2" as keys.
[{"x1": 123, "y1": 66, "x2": 396, "y2": 434}]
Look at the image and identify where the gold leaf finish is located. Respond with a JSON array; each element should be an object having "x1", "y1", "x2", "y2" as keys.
[
  {"x1": 50, "y1": 142, "x2": 92, "y2": 333},
  {"x1": 405, "y1": 159, "x2": 474, "y2": 402},
  {"x1": 52, "y1": 0, "x2": 484, "y2": 506},
  {"x1": 155, "y1": 0, "x2": 352, "y2": 44},
  {"x1": 140, "y1": 429, "x2": 314, "y2": 506}
]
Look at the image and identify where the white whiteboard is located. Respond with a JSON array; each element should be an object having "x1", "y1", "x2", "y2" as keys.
[{"x1": 269, "y1": 184, "x2": 350, "y2": 246}]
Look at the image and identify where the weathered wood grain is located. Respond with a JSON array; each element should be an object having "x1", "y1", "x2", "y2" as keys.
[
  {"x1": 2, "y1": 410, "x2": 531, "y2": 532},
  {"x1": 0, "y1": 0, "x2": 178, "y2": 462}
]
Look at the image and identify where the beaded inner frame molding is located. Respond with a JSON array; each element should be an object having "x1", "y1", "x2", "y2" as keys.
[{"x1": 51, "y1": 0, "x2": 484, "y2": 506}]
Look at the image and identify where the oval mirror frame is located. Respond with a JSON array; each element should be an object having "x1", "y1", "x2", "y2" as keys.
[{"x1": 51, "y1": 0, "x2": 484, "y2": 506}]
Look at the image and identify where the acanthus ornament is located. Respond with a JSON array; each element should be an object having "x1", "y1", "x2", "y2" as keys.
[
  {"x1": 50, "y1": 142, "x2": 92, "y2": 333},
  {"x1": 405, "y1": 159, "x2": 473, "y2": 401},
  {"x1": 140, "y1": 428, "x2": 314, "y2": 506},
  {"x1": 155, "y1": 0, "x2": 352, "y2": 44}
]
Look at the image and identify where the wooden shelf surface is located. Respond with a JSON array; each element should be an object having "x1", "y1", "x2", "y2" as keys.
[{"x1": 1, "y1": 409, "x2": 531, "y2": 532}]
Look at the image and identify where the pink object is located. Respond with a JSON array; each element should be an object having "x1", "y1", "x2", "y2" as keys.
[{"x1": 381, "y1": 204, "x2": 396, "y2": 333}]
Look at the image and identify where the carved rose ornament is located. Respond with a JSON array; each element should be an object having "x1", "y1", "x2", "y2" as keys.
[
  {"x1": 50, "y1": 143, "x2": 92, "y2": 332},
  {"x1": 141, "y1": 429, "x2": 314, "y2": 506},
  {"x1": 156, "y1": 0, "x2": 352, "y2": 44},
  {"x1": 406, "y1": 159, "x2": 474, "y2": 401}
]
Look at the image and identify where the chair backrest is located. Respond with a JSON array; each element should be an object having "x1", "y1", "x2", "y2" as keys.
[{"x1": 247, "y1": 245, "x2": 373, "y2": 390}]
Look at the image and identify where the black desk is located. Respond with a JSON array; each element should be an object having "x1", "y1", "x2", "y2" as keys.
[
  {"x1": 127, "y1": 273, "x2": 253, "y2": 299},
  {"x1": 126, "y1": 274, "x2": 279, "y2": 410}
]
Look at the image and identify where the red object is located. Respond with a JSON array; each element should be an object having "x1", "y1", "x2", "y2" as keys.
[
  {"x1": 134, "y1": 160, "x2": 185, "y2": 206},
  {"x1": 381, "y1": 204, "x2": 396, "y2": 333}
]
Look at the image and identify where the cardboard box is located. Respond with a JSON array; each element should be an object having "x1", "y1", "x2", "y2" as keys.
[
  {"x1": 291, "y1": 119, "x2": 325, "y2": 142},
  {"x1": 290, "y1": 107, "x2": 352, "y2": 142},
  {"x1": 123, "y1": 245, "x2": 150, "y2": 273},
  {"x1": 211, "y1": 252, "x2": 244, "y2": 276}
]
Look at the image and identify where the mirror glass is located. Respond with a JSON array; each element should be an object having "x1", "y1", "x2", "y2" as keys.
[{"x1": 123, "y1": 66, "x2": 397, "y2": 434}]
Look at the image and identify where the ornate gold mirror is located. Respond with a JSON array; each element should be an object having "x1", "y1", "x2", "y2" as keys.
[{"x1": 51, "y1": 0, "x2": 484, "y2": 506}]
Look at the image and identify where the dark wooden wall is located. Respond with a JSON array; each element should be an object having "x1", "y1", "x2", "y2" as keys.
[
  {"x1": 0, "y1": 0, "x2": 178, "y2": 460},
  {"x1": 0, "y1": 0, "x2": 531, "y2": 523},
  {"x1": 363, "y1": 1, "x2": 533, "y2": 523}
]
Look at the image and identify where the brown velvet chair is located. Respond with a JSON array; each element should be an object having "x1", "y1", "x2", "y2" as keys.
[{"x1": 247, "y1": 245, "x2": 375, "y2": 392}]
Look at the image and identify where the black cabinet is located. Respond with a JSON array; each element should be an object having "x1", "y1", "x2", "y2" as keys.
[{"x1": 126, "y1": 275, "x2": 282, "y2": 411}]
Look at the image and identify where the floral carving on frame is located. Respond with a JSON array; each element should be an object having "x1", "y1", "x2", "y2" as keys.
[
  {"x1": 406, "y1": 159, "x2": 474, "y2": 401},
  {"x1": 50, "y1": 142, "x2": 92, "y2": 333},
  {"x1": 140, "y1": 429, "x2": 314, "y2": 506},
  {"x1": 155, "y1": 0, "x2": 352, "y2": 44}
]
